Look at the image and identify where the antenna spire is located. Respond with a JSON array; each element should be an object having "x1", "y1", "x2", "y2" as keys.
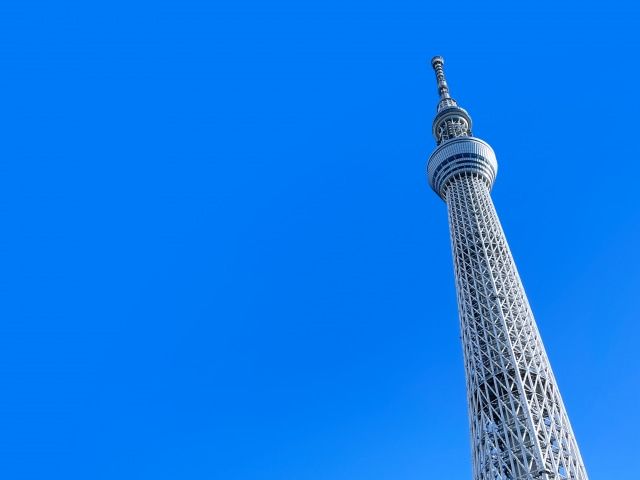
[
  {"x1": 430, "y1": 56, "x2": 459, "y2": 112},
  {"x1": 431, "y1": 56, "x2": 450, "y2": 100},
  {"x1": 429, "y1": 56, "x2": 472, "y2": 144}
]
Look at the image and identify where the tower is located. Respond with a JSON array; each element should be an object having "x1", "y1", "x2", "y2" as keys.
[{"x1": 426, "y1": 56, "x2": 588, "y2": 480}]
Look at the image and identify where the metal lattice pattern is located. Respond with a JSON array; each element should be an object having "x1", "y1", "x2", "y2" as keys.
[
  {"x1": 446, "y1": 173, "x2": 588, "y2": 480},
  {"x1": 436, "y1": 115, "x2": 470, "y2": 143}
]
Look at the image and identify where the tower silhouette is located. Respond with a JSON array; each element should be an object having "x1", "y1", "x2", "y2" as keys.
[{"x1": 426, "y1": 56, "x2": 588, "y2": 480}]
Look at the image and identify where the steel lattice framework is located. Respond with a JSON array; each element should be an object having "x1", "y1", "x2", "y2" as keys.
[{"x1": 426, "y1": 57, "x2": 589, "y2": 480}]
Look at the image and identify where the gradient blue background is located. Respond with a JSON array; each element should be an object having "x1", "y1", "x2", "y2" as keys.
[{"x1": 1, "y1": 1, "x2": 639, "y2": 478}]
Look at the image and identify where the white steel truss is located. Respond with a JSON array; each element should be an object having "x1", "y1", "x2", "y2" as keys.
[
  {"x1": 446, "y1": 173, "x2": 587, "y2": 480},
  {"x1": 426, "y1": 57, "x2": 589, "y2": 480}
]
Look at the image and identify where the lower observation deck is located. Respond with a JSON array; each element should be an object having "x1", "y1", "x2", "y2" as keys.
[{"x1": 427, "y1": 137, "x2": 498, "y2": 199}]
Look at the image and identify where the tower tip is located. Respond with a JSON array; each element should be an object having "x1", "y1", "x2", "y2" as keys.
[
  {"x1": 428, "y1": 55, "x2": 472, "y2": 141},
  {"x1": 431, "y1": 56, "x2": 451, "y2": 103},
  {"x1": 431, "y1": 56, "x2": 444, "y2": 68}
]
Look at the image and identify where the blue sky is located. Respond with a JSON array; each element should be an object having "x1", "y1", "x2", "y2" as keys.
[{"x1": 1, "y1": 1, "x2": 639, "y2": 478}]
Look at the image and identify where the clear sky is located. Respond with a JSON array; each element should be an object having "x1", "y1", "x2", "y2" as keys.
[{"x1": 1, "y1": 1, "x2": 639, "y2": 478}]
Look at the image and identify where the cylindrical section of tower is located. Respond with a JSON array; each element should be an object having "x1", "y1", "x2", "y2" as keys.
[{"x1": 427, "y1": 137, "x2": 497, "y2": 199}]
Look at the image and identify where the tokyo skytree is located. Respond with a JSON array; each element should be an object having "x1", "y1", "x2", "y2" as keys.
[{"x1": 426, "y1": 56, "x2": 588, "y2": 480}]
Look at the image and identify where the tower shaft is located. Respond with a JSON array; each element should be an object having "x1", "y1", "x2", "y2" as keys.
[
  {"x1": 426, "y1": 57, "x2": 589, "y2": 480},
  {"x1": 447, "y1": 174, "x2": 587, "y2": 480}
]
